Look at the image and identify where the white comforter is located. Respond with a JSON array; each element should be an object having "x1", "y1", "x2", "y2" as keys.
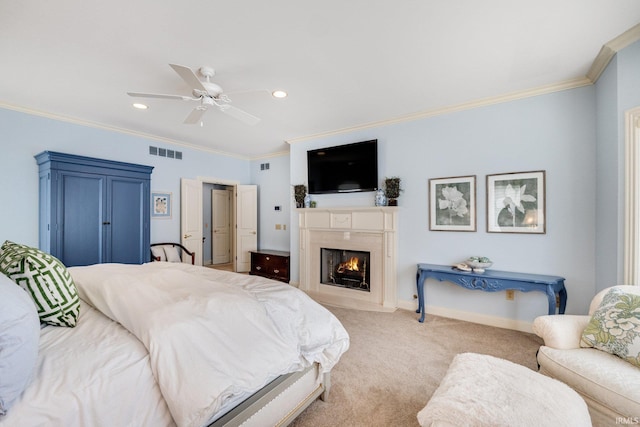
[
  {"x1": 69, "y1": 262, "x2": 349, "y2": 427},
  {"x1": 0, "y1": 300, "x2": 175, "y2": 427}
]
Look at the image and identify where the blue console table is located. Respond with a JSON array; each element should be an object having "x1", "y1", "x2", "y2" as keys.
[{"x1": 415, "y1": 263, "x2": 567, "y2": 323}]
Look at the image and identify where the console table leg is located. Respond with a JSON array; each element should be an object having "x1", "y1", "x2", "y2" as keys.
[
  {"x1": 416, "y1": 272, "x2": 426, "y2": 323},
  {"x1": 558, "y1": 287, "x2": 567, "y2": 314},
  {"x1": 546, "y1": 286, "x2": 556, "y2": 315}
]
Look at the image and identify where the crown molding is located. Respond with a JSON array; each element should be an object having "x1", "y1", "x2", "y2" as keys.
[
  {"x1": 286, "y1": 77, "x2": 591, "y2": 145},
  {"x1": 587, "y1": 23, "x2": 640, "y2": 82}
]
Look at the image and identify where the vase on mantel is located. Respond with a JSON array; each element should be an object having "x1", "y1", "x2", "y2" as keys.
[{"x1": 375, "y1": 189, "x2": 387, "y2": 206}]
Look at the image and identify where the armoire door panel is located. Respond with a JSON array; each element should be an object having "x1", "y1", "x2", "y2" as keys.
[
  {"x1": 59, "y1": 173, "x2": 104, "y2": 267},
  {"x1": 109, "y1": 177, "x2": 146, "y2": 264}
]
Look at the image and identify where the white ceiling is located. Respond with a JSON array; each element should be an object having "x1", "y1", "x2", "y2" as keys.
[{"x1": 2, "y1": 1, "x2": 640, "y2": 159}]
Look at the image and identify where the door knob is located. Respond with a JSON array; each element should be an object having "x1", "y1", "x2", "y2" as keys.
[
  {"x1": 184, "y1": 234, "x2": 192, "y2": 239},
  {"x1": 251, "y1": 231, "x2": 257, "y2": 235}
]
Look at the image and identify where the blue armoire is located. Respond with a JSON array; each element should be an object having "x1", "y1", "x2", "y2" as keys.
[{"x1": 35, "y1": 151, "x2": 154, "y2": 267}]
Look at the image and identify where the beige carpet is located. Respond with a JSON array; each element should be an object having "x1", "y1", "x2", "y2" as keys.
[
  {"x1": 291, "y1": 306, "x2": 544, "y2": 427},
  {"x1": 205, "y1": 263, "x2": 235, "y2": 272}
]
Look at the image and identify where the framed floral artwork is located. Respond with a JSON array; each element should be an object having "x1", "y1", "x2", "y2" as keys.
[
  {"x1": 486, "y1": 170, "x2": 545, "y2": 234},
  {"x1": 151, "y1": 192, "x2": 172, "y2": 219},
  {"x1": 429, "y1": 175, "x2": 476, "y2": 231}
]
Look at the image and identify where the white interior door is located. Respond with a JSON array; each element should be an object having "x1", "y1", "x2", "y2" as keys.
[
  {"x1": 235, "y1": 185, "x2": 257, "y2": 272},
  {"x1": 181, "y1": 178, "x2": 203, "y2": 265},
  {"x1": 211, "y1": 188, "x2": 231, "y2": 264}
]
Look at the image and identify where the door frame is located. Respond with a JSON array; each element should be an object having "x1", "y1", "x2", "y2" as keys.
[
  {"x1": 210, "y1": 186, "x2": 232, "y2": 265},
  {"x1": 197, "y1": 176, "x2": 239, "y2": 271}
]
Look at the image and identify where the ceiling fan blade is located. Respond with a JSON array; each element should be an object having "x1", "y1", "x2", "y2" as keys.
[
  {"x1": 170, "y1": 64, "x2": 207, "y2": 93},
  {"x1": 220, "y1": 104, "x2": 261, "y2": 126},
  {"x1": 127, "y1": 92, "x2": 192, "y2": 101},
  {"x1": 184, "y1": 107, "x2": 207, "y2": 125}
]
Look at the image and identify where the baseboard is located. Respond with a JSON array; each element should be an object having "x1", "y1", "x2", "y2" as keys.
[
  {"x1": 397, "y1": 299, "x2": 534, "y2": 333},
  {"x1": 300, "y1": 289, "x2": 534, "y2": 333}
]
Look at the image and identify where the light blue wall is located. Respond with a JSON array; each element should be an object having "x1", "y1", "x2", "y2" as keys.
[
  {"x1": 595, "y1": 53, "x2": 620, "y2": 291},
  {"x1": 594, "y1": 39, "x2": 640, "y2": 291},
  {"x1": 290, "y1": 86, "x2": 598, "y2": 323},
  {"x1": 250, "y1": 155, "x2": 291, "y2": 251},
  {"x1": 618, "y1": 40, "x2": 640, "y2": 121},
  {"x1": 0, "y1": 108, "x2": 251, "y2": 248}
]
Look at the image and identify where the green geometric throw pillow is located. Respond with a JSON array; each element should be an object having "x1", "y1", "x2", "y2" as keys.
[
  {"x1": 0, "y1": 240, "x2": 80, "y2": 327},
  {"x1": 580, "y1": 287, "x2": 640, "y2": 367}
]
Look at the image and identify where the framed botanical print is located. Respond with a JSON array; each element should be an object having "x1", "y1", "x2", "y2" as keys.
[
  {"x1": 486, "y1": 171, "x2": 545, "y2": 234},
  {"x1": 429, "y1": 175, "x2": 476, "y2": 231},
  {"x1": 151, "y1": 192, "x2": 172, "y2": 219}
]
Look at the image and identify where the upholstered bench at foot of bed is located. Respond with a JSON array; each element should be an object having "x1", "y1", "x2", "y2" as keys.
[{"x1": 417, "y1": 352, "x2": 591, "y2": 427}]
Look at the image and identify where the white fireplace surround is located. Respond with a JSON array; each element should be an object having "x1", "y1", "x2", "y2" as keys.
[{"x1": 298, "y1": 207, "x2": 398, "y2": 312}]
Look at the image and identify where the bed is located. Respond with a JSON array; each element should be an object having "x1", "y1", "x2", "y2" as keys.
[{"x1": 0, "y1": 244, "x2": 350, "y2": 427}]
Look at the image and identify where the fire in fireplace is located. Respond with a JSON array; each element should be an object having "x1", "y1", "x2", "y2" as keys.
[{"x1": 320, "y1": 248, "x2": 371, "y2": 292}]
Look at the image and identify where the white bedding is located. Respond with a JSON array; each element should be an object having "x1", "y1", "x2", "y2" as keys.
[
  {"x1": 69, "y1": 262, "x2": 350, "y2": 427},
  {"x1": 0, "y1": 300, "x2": 175, "y2": 427}
]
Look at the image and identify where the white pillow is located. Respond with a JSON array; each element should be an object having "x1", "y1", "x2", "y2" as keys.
[
  {"x1": 150, "y1": 246, "x2": 166, "y2": 261},
  {"x1": 0, "y1": 273, "x2": 40, "y2": 415},
  {"x1": 163, "y1": 245, "x2": 182, "y2": 263}
]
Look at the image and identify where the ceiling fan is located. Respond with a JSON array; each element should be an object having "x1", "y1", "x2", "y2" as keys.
[{"x1": 127, "y1": 64, "x2": 260, "y2": 126}]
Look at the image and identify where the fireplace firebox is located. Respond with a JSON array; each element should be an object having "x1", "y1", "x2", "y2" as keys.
[{"x1": 320, "y1": 248, "x2": 370, "y2": 292}]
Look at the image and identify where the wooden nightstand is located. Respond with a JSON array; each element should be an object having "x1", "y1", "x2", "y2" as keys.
[{"x1": 250, "y1": 250, "x2": 290, "y2": 283}]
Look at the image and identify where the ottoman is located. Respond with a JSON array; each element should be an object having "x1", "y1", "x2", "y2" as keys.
[{"x1": 417, "y1": 353, "x2": 591, "y2": 427}]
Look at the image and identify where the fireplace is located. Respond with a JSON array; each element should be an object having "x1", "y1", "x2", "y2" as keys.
[
  {"x1": 298, "y1": 207, "x2": 398, "y2": 312},
  {"x1": 321, "y1": 248, "x2": 370, "y2": 292}
]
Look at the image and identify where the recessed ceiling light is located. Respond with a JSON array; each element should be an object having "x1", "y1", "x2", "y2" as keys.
[
  {"x1": 272, "y1": 90, "x2": 287, "y2": 99},
  {"x1": 133, "y1": 103, "x2": 148, "y2": 110}
]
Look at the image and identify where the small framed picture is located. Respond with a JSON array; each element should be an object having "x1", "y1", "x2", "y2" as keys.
[
  {"x1": 152, "y1": 192, "x2": 172, "y2": 219},
  {"x1": 429, "y1": 175, "x2": 476, "y2": 231},
  {"x1": 486, "y1": 171, "x2": 545, "y2": 234}
]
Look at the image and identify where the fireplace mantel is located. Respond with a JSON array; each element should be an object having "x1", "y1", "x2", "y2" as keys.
[{"x1": 298, "y1": 207, "x2": 398, "y2": 312}]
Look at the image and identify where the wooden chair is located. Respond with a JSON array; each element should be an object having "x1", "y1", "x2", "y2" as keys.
[{"x1": 150, "y1": 243, "x2": 195, "y2": 265}]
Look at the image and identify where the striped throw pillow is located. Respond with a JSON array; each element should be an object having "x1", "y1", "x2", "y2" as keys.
[{"x1": 0, "y1": 241, "x2": 80, "y2": 327}]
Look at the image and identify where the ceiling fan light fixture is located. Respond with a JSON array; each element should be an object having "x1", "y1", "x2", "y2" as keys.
[
  {"x1": 128, "y1": 64, "x2": 261, "y2": 126},
  {"x1": 272, "y1": 90, "x2": 287, "y2": 99},
  {"x1": 133, "y1": 103, "x2": 149, "y2": 110}
]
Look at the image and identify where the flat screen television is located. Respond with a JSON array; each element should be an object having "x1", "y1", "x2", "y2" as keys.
[{"x1": 307, "y1": 140, "x2": 378, "y2": 194}]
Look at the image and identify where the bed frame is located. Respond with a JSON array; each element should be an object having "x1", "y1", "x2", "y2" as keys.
[{"x1": 210, "y1": 363, "x2": 330, "y2": 427}]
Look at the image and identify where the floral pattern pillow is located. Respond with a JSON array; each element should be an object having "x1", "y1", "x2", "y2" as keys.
[{"x1": 580, "y1": 287, "x2": 640, "y2": 367}]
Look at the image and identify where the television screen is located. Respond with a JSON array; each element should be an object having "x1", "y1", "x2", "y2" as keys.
[{"x1": 307, "y1": 140, "x2": 378, "y2": 194}]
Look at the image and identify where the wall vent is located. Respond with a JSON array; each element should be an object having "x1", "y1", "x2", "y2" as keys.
[
  {"x1": 260, "y1": 162, "x2": 270, "y2": 171},
  {"x1": 149, "y1": 146, "x2": 182, "y2": 160}
]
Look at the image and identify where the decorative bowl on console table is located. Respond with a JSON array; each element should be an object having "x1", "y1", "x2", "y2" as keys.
[{"x1": 466, "y1": 257, "x2": 492, "y2": 272}]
